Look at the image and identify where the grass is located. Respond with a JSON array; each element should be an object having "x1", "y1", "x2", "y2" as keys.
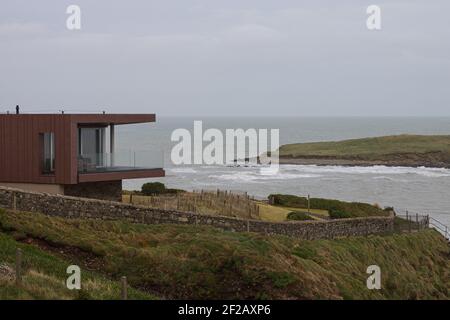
[
  {"x1": 258, "y1": 203, "x2": 328, "y2": 221},
  {"x1": 279, "y1": 134, "x2": 450, "y2": 159},
  {"x1": 0, "y1": 209, "x2": 448, "y2": 300},
  {"x1": 0, "y1": 231, "x2": 155, "y2": 300},
  {"x1": 270, "y1": 194, "x2": 388, "y2": 218},
  {"x1": 257, "y1": 203, "x2": 291, "y2": 222},
  {"x1": 123, "y1": 190, "x2": 259, "y2": 220}
]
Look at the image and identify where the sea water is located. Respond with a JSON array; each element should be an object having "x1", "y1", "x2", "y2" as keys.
[{"x1": 116, "y1": 117, "x2": 450, "y2": 225}]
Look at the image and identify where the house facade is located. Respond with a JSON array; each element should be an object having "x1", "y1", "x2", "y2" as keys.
[{"x1": 0, "y1": 112, "x2": 165, "y2": 201}]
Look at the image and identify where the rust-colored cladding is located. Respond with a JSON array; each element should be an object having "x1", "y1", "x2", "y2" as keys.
[{"x1": 0, "y1": 114, "x2": 159, "y2": 185}]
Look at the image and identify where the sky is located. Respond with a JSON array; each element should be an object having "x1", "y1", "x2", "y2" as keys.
[{"x1": 0, "y1": 0, "x2": 449, "y2": 117}]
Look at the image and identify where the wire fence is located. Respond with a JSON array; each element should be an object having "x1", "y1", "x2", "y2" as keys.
[
  {"x1": 123, "y1": 189, "x2": 261, "y2": 220},
  {"x1": 394, "y1": 210, "x2": 449, "y2": 240}
]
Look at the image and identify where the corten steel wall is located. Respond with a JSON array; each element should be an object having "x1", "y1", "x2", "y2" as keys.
[
  {"x1": 0, "y1": 114, "x2": 75, "y2": 185},
  {"x1": 0, "y1": 114, "x2": 157, "y2": 185}
]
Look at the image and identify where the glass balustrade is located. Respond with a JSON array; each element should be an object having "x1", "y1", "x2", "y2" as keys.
[{"x1": 78, "y1": 150, "x2": 163, "y2": 173}]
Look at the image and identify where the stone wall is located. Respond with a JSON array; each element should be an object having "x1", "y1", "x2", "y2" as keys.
[
  {"x1": 0, "y1": 186, "x2": 394, "y2": 240},
  {"x1": 64, "y1": 181, "x2": 122, "y2": 202}
]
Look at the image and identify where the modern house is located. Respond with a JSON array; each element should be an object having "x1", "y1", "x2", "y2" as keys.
[{"x1": 0, "y1": 110, "x2": 165, "y2": 201}]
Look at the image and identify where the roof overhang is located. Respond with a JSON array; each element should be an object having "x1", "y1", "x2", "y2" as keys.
[{"x1": 70, "y1": 114, "x2": 156, "y2": 126}]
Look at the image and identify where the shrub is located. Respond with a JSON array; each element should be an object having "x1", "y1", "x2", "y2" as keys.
[
  {"x1": 268, "y1": 194, "x2": 308, "y2": 207},
  {"x1": 141, "y1": 182, "x2": 166, "y2": 195},
  {"x1": 165, "y1": 188, "x2": 185, "y2": 194},
  {"x1": 286, "y1": 211, "x2": 312, "y2": 221},
  {"x1": 328, "y1": 209, "x2": 352, "y2": 219}
]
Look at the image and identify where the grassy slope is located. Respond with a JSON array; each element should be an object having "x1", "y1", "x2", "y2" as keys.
[
  {"x1": 0, "y1": 209, "x2": 448, "y2": 300},
  {"x1": 0, "y1": 231, "x2": 155, "y2": 300},
  {"x1": 279, "y1": 135, "x2": 450, "y2": 159}
]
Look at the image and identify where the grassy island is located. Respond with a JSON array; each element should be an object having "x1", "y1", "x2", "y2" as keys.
[{"x1": 279, "y1": 135, "x2": 450, "y2": 168}]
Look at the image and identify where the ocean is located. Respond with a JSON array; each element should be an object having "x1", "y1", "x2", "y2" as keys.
[{"x1": 115, "y1": 117, "x2": 450, "y2": 225}]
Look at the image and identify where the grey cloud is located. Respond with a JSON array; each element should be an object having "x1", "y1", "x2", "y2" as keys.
[{"x1": 0, "y1": 0, "x2": 449, "y2": 116}]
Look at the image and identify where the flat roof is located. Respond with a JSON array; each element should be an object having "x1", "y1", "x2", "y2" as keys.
[{"x1": 0, "y1": 113, "x2": 156, "y2": 125}]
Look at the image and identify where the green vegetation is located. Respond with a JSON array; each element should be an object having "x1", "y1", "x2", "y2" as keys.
[
  {"x1": 270, "y1": 194, "x2": 387, "y2": 218},
  {"x1": 0, "y1": 231, "x2": 154, "y2": 300},
  {"x1": 328, "y1": 209, "x2": 353, "y2": 219},
  {"x1": 286, "y1": 211, "x2": 313, "y2": 221},
  {"x1": 279, "y1": 135, "x2": 450, "y2": 167},
  {"x1": 280, "y1": 135, "x2": 450, "y2": 159},
  {"x1": 140, "y1": 182, "x2": 184, "y2": 196},
  {"x1": 0, "y1": 209, "x2": 448, "y2": 300},
  {"x1": 257, "y1": 203, "x2": 292, "y2": 222}
]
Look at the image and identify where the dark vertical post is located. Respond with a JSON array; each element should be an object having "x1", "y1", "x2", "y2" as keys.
[
  {"x1": 307, "y1": 194, "x2": 311, "y2": 214},
  {"x1": 416, "y1": 213, "x2": 419, "y2": 230},
  {"x1": 408, "y1": 213, "x2": 412, "y2": 233},
  {"x1": 121, "y1": 276, "x2": 128, "y2": 300}
]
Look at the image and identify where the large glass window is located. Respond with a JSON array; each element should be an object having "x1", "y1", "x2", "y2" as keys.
[
  {"x1": 42, "y1": 132, "x2": 55, "y2": 174},
  {"x1": 78, "y1": 127, "x2": 106, "y2": 171}
]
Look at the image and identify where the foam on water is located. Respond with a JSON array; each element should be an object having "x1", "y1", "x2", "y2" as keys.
[
  {"x1": 282, "y1": 165, "x2": 450, "y2": 177},
  {"x1": 168, "y1": 167, "x2": 197, "y2": 174},
  {"x1": 209, "y1": 171, "x2": 321, "y2": 182}
]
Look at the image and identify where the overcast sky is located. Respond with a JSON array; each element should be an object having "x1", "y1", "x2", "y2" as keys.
[{"x1": 0, "y1": 0, "x2": 449, "y2": 116}]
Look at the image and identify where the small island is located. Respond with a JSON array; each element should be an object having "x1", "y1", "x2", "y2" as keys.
[{"x1": 279, "y1": 134, "x2": 450, "y2": 168}]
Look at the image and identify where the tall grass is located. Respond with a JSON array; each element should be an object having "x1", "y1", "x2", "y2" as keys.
[
  {"x1": 123, "y1": 189, "x2": 261, "y2": 219},
  {"x1": 1, "y1": 209, "x2": 448, "y2": 300}
]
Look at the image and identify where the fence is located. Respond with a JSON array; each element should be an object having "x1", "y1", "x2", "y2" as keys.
[
  {"x1": 395, "y1": 211, "x2": 449, "y2": 240},
  {"x1": 124, "y1": 189, "x2": 260, "y2": 220}
]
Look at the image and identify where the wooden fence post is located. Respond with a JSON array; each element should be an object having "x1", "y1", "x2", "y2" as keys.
[
  {"x1": 408, "y1": 212, "x2": 412, "y2": 233},
  {"x1": 121, "y1": 276, "x2": 128, "y2": 300},
  {"x1": 416, "y1": 213, "x2": 419, "y2": 230},
  {"x1": 307, "y1": 194, "x2": 310, "y2": 214},
  {"x1": 16, "y1": 248, "x2": 22, "y2": 287}
]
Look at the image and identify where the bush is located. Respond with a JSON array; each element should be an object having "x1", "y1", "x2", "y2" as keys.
[
  {"x1": 165, "y1": 188, "x2": 186, "y2": 194},
  {"x1": 328, "y1": 209, "x2": 352, "y2": 219},
  {"x1": 141, "y1": 182, "x2": 166, "y2": 195},
  {"x1": 286, "y1": 211, "x2": 312, "y2": 221},
  {"x1": 269, "y1": 194, "x2": 308, "y2": 207}
]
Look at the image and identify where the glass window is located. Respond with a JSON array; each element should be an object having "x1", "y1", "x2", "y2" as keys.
[
  {"x1": 42, "y1": 132, "x2": 55, "y2": 174},
  {"x1": 78, "y1": 127, "x2": 106, "y2": 168}
]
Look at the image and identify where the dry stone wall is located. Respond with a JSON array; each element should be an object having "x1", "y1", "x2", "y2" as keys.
[{"x1": 0, "y1": 186, "x2": 394, "y2": 240}]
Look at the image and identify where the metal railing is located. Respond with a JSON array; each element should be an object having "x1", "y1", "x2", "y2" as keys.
[
  {"x1": 395, "y1": 211, "x2": 449, "y2": 240},
  {"x1": 429, "y1": 217, "x2": 449, "y2": 240}
]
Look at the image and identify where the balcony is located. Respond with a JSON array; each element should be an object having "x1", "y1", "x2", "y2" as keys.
[{"x1": 77, "y1": 150, "x2": 164, "y2": 182}]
